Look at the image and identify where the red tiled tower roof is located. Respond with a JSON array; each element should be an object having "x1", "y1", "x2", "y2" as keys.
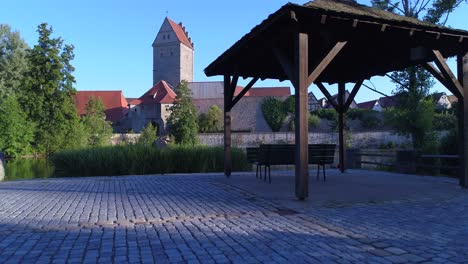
[
  {"x1": 74, "y1": 91, "x2": 129, "y2": 123},
  {"x1": 166, "y1": 18, "x2": 193, "y2": 49}
]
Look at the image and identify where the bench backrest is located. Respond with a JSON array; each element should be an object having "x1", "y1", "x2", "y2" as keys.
[
  {"x1": 261, "y1": 144, "x2": 295, "y2": 165},
  {"x1": 257, "y1": 144, "x2": 336, "y2": 166},
  {"x1": 246, "y1": 147, "x2": 259, "y2": 164},
  {"x1": 309, "y1": 144, "x2": 336, "y2": 165}
]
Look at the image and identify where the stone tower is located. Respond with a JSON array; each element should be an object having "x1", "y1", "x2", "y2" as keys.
[{"x1": 153, "y1": 18, "x2": 194, "y2": 87}]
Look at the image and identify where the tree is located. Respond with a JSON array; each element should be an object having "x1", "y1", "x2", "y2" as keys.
[
  {"x1": 371, "y1": 0, "x2": 465, "y2": 149},
  {"x1": 0, "y1": 24, "x2": 29, "y2": 101},
  {"x1": 0, "y1": 96, "x2": 35, "y2": 157},
  {"x1": 20, "y1": 23, "x2": 80, "y2": 154},
  {"x1": 82, "y1": 97, "x2": 113, "y2": 146},
  {"x1": 199, "y1": 105, "x2": 222, "y2": 133},
  {"x1": 138, "y1": 122, "x2": 158, "y2": 145},
  {"x1": 167, "y1": 80, "x2": 198, "y2": 145},
  {"x1": 261, "y1": 97, "x2": 287, "y2": 132}
]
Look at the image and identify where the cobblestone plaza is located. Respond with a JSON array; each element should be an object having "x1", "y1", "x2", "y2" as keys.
[{"x1": 0, "y1": 171, "x2": 467, "y2": 263}]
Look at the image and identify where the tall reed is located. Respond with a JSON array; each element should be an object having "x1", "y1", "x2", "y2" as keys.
[{"x1": 51, "y1": 145, "x2": 250, "y2": 177}]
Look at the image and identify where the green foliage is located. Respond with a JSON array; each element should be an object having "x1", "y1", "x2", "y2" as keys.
[
  {"x1": 283, "y1": 95, "x2": 295, "y2": 113},
  {"x1": 198, "y1": 105, "x2": 222, "y2": 133},
  {"x1": 20, "y1": 23, "x2": 79, "y2": 154},
  {"x1": 384, "y1": 97, "x2": 436, "y2": 149},
  {"x1": 261, "y1": 97, "x2": 287, "y2": 132},
  {"x1": 288, "y1": 113, "x2": 321, "y2": 131},
  {"x1": 51, "y1": 145, "x2": 250, "y2": 176},
  {"x1": 347, "y1": 108, "x2": 381, "y2": 129},
  {"x1": 433, "y1": 111, "x2": 457, "y2": 131},
  {"x1": 311, "y1": 108, "x2": 338, "y2": 121},
  {"x1": 82, "y1": 97, "x2": 113, "y2": 146},
  {"x1": 308, "y1": 114, "x2": 320, "y2": 128},
  {"x1": 0, "y1": 24, "x2": 29, "y2": 101},
  {"x1": 167, "y1": 80, "x2": 198, "y2": 145},
  {"x1": 138, "y1": 122, "x2": 158, "y2": 145},
  {"x1": 0, "y1": 96, "x2": 35, "y2": 157}
]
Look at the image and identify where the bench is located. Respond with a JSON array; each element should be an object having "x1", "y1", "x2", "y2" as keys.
[{"x1": 245, "y1": 144, "x2": 336, "y2": 183}]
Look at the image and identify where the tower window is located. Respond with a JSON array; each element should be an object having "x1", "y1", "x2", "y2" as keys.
[{"x1": 162, "y1": 35, "x2": 166, "y2": 40}]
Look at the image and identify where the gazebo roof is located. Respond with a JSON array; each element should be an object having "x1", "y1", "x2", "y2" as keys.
[{"x1": 205, "y1": 0, "x2": 468, "y2": 84}]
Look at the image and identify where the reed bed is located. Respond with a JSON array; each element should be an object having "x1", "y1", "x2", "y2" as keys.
[{"x1": 51, "y1": 145, "x2": 250, "y2": 177}]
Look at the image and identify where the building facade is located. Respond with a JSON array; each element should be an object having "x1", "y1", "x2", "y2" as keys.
[{"x1": 153, "y1": 18, "x2": 194, "y2": 87}]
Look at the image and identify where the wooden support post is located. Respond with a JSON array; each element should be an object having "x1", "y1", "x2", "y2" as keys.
[
  {"x1": 223, "y1": 75, "x2": 233, "y2": 177},
  {"x1": 457, "y1": 53, "x2": 468, "y2": 188},
  {"x1": 338, "y1": 82, "x2": 346, "y2": 173},
  {"x1": 294, "y1": 32, "x2": 309, "y2": 200}
]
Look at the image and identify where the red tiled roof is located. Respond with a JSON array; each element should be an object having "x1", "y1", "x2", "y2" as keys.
[
  {"x1": 357, "y1": 100, "x2": 377, "y2": 109},
  {"x1": 378, "y1": 95, "x2": 398, "y2": 108},
  {"x1": 133, "y1": 80, "x2": 177, "y2": 105},
  {"x1": 74, "y1": 91, "x2": 129, "y2": 123},
  {"x1": 166, "y1": 18, "x2": 193, "y2": 49},
  {"x1": 232, "y1": 86, "x2": 291, "y2": 97}
]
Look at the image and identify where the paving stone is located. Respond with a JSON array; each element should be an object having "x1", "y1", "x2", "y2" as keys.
[{"x1": 0, "y1": 174, "x2": 466, "y2": 263}]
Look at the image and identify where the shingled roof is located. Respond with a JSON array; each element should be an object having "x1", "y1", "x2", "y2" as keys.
[{"x1": 205, "y1": 0, "x2": 468, "y2": 83}]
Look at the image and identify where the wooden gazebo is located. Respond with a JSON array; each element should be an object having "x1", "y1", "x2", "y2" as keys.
[{"x1": 205, "y1": 0, "x2": 468, "y2": 199}]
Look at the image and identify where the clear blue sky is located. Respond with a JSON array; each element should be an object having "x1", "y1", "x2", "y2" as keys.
[{"x1": 1, "y1": 0, "x2": 467, "y2": 102}]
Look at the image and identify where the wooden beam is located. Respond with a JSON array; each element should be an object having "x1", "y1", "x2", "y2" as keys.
[
  {"x1": 307, "y1": 41, "x2": 347, "y2": 86},
  {"x1": 293, "y1": 32, "x2": 309, "y2": 200},
  {"x1": 338, "y1": 82, "x2": 346, "y2": 173},
  {"x1": 272, "y1": 47, "x2": 298, "y2": 88},
  {"x1": 231, "y1": 77, "x2": 259, "y2": 108},
  {"x1": 380, "y1": 24, "x2": 387, "y2": 32},
  {"x1": 223, "y1": 75, "x2": 232, "y2": 177},
  {"x1": 423, "y1": 62, "x2": 462, "y2": 98},
  {"x1": 432, "y1": 50, "x2": 464, "y2": 97},
  {"x1": 316, "y1": 82, "x2": 340, "y2": 111},
  {"x1": 320, "y1": 15, "x2": 327, "y2": 24},
  {"x1": 343, "y1": 80, "x2": 363, "y2": 112},
  {"x1": 457, "y1": 53, "x2": 468, "y2": 188}
]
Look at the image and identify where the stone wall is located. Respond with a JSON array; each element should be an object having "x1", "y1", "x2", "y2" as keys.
[
  {"x1": 110, "y1": 131, "x2": 412, "y2": 148},
  {"x1": 197, "y1": 131, "x2": 411, "y2": 148}
]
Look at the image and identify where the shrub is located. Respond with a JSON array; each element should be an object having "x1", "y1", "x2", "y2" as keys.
[
  {"x1": 311, "y1": 108, "x2": 338, "y2": 121},
  {"x1": 261, "y1": 97, "x2": 287, "y2": 132},
  {"x1": 283, "y1": 95, "x2": 295, "y2": 114},
  {"x1": 308, "y1": 114, "x2": 320, "y2": 128},
  {"x1": 138, "y1": 122, "x2": 158, "y2": 145},
  {"x1": 433, "y1": 112, "x2": 457, "y2": 131},
  {"x1": 198, "y1": 105, "x2": 222, "y2": 133},
  {"x1": 51, "y1": 145, "x2": 250, "y2": 177},
  {"x1": 360, "y1": 111, "x2": 381, "y2": 129}
]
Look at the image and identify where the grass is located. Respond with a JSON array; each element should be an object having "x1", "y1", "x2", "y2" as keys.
[{"x1": 51, "y1": 144, "x2": 250, "y2": 177}]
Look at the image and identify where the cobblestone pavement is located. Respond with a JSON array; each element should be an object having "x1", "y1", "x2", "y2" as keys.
[{"x1": 0, "y1": 174, "x2": 467, "y2": 263}]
